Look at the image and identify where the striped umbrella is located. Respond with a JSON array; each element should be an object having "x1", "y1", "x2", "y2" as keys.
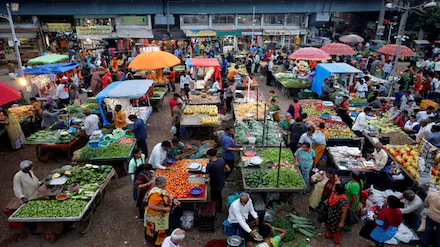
[
  {"x1": 288, "y1": 47, "x2": 331, "y2": 61},
  {"x1": 339, "y1": 34, "x2": 364, "y2": 44},
  {"x1": 320, "y1": 43, "x2": 355, "y2": 55},
  {"x1": 377, "y1": 44, "x2": 415, "y2": 57}
]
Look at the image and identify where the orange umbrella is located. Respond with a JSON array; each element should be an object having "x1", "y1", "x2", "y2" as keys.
[{"x1": 128, "y1": 51, "x2": 180, "y2": 70}]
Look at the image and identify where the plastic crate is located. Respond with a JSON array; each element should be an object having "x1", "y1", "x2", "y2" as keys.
[
  {"x1": 199, "y1": 202, "x2": 216, "y2": 217},
  {"x1": 88, "y1": 137, "x2": 103, "y2": 148},
  {"x1": 223, "y1": 220, "x2": 243, "y2": 236},
  {"x1": 299, "y1": 89, "x2": 316, "y2": 99},
  {"x1": 421, "y1": 100, "x2": 438, "y2": 110}
]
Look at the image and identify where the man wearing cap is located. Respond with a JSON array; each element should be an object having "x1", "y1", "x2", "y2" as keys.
[
  {"x1": 400, "y1": 190, "x2": 424, "y2": 229},
  {"x1": 13, "y1": 160, "x2": 40, "y2": 203}
]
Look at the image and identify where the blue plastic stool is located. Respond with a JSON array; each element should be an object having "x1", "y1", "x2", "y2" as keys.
[{"x1": 223, "y1": 220, "x2": 243, "y2": 236}]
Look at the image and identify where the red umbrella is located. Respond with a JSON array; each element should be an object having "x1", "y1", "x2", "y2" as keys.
[
  {"x1": 0, "y1": 81, "x2": 21, "y2": 106},
  {"x1": 320, "y1": 43, "x2": 355, "y2": 55},
  {"x1": 377, "y1": 44, "x2": 415, "y2": 57},
  {"x1": 288, "y1": 47, "x2": 331, "y2": 61}
]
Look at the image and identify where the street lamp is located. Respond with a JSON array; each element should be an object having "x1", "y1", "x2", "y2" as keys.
[
  {"x1": 385, "y1": 0, "x2": 436, "y2": 77},
  {"x1": 0, "y1": 3, "x2": 25, "y2": 87}
]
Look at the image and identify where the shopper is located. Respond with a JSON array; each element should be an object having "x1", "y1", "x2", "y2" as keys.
[
  {"x1": 206, "y1": 149, "x2": 230, "y2": 212},
  {"x1": 287, "y1": 117, "x2": 308, "y2": 153},
  {"x1": 179, "y1": 71, "x2": 191, "y2": 91},
  {"x1": 370, "y1": 196, "x2": 403, "y2": 247},
  {"x1": 133, "y1": 164, "x2": 155, "y2": 220},
  {"x1": 128, "y1": 115, "x2": 148, "y2": 155},
  {"x1": 344, "y1": 171, "x2": 364, "y2": 231},
  {"x1": 266, "y1": 59, "x2": 274, "y2": 86},
  {"x1": 145, "y1": 176, "x2": 181, "y2": 246},
  {"x1": 161, "y1": 228, "x2": 186, "y2": 247},
  {"x1": 352, "y1": 107, "x2": 372, "y2": 136},
  {"x1": 172, "y1": 102, "x2": 183, "y2": 139},
  {"x1": 55, "y1": 80, "x2": 70, "y2": 107},
  {"x1": 308, "y1": 167, "x2": 339, "y2": 214},
  {"x1": 225, "y1": 82, "x2": 236, "y2": 112},
  {"x1": 168, "y1": 93, "x2": 179, "y2": 115},
  {"x1": 313, "y1": 122, "x2": 329, "y2": 165},
  {"x1": 279, "y1": 113, "x2": 294, "y2": 144},
  {"x1": 320, "y1": 78, "x2": 332, "y2": 100},
  {"x1": 128, "y1": 148, "x2": 146, "y2": 180},
  {"x1": 325, "y1": 184, "x2": 348, "y2": 247},
  {"x1": 13, "y1": 160, "x2": 40, "y2": 204},
  {"x1": 256, "y1": 223, "x2": 287, "y2": 247},
  {"x1": 402, "y1": 115, "x2": 420, "y2": 135},
  {"x1": 421, "y1": 190, "x2": 440, "y2": 247},
  {"x1": 220, "y1": 127, "x2": 242, "y2": 174},
  {"x1": 168, "y1": 67, "x2": 176, "y2": 92},
  {"x1": 1, "y1": 108, "x2": 25, "y2": 149},
  {"x1": 294, "y1": 143, "x2": 315, "y2": 192}
]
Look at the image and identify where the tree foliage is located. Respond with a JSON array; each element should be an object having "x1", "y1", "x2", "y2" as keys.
[{"x1": 415, "y1": 6, "x2": 440, "y2": 41}]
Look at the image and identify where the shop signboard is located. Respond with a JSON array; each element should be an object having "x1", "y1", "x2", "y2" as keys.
[
  {"x1": 263, "y1": 30, "x2": 300, "y2": 36},
  {"x1": 376, "y1": 25, "x2": 385, "y2": 36},
  {"x1": 242, "y1": 31, "x2": 263, "y2": 35},
  {"x1": 47, "y1": 23, "x2": 72, "y2": 32},
  {"x1": 120, "y1": 16, "x2": 148, "y2": 25},
  {"x1": 76, "y1": 26, "x2": 113, "y2": 36},
  {"x1": 4, "y1": 49, "x2": 16, "y2": 61}
]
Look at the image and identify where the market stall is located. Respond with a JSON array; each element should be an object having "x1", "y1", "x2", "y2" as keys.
[
  {"x1": 327, "y1": 146, "x2": 375, "y2": 174},
  {"x1": 363, "y1": 116, "x2": 415, "y2": 146},
  {"x1": 96, "y1": 80, "x2": 154, "y2": 126},
  {"x1": 234, "y1": 89, "x2": 265, "y2": 104},
  {"x1": 233, "y1": 102, "x2": 267, "y2": 121},
  {"x1": 181, "y1": 104, "x2": 220, "y2": 127},
  {"x1": 188, "y1": 93, "x2": 221, "y2": 105},
  {"x1": 235, "y1": 118, "x2": 283, "y2": 146},
  {"x1": 190, "y1": 58, "x2": 221, "y2": 89},
  {"x1": 22, "y1": 128, "x2": 87, "y2": 161},
  {"x1": 74, "y1": 131, "x2": 137, "y2": 177},
  {"x1": 0, "y1": 105, "x2": 34, "y2": 124},
  {"x1": 273, "y1": 72, "x2": 311, "y2": 96},
  {"x1": 240, "y1": 147, "x2": 306, "y2": 192},
  {"x1": 8, "y1": 164, "x2": 116, "y2": 236},
  {"x1": 311, "y1": 63, "x2": 362, "y2": 97},
  {"x1": 150, "y1": 87, "x2": 166, "y2": 111},
  {"x1": 384, "y1": 138, "x2": 440, "y2": 191},
  {"x1": 155, "y1": 159, "x2": 209, "y2": 202}
]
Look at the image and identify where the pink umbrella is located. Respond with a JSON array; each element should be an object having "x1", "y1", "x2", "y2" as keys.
[
  {"x1": 377, "y1": 44, "x2": 415, "y2": 57},
  {"x1": 320, "y1": 43, "x2": 355, "y2": 55},
  {"x1": 339, "y1": 34, "x2": 364, "y2": 44},
  {"x1": 288, "y1": 47, "x2": 331, "y2": 61},
  {"x1": 0, "y1": 81, "x2": 21, "y2": 106}
]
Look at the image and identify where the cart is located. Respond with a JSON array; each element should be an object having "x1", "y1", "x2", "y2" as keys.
[
  {"x1": 150, "y1": 91, "x2": 166, "y2": 112},
  {"x1": 188, "y1": 94, "x2": 222, "y2": 105},
  {"x1": 8, "y1": 169, "x2": 116, "y2": 237},
  {"x1": 23, "y1": 131, "x2": 87, "y2": 162},
  {"x1": 89, "y1": 141, "x2": 137, "y2": 177}
]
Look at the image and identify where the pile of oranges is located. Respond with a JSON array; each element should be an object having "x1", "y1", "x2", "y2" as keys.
[{"x1": 156, "y1": 159, "x2": 207, "y2": 198}]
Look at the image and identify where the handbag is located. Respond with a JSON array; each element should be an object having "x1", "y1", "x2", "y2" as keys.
[
  {"x1": 345, "y1": 208, "x2": 359, "y2": 226},
  {"x1": 317, "y1": 205, "x2": 328, "y2": 223}
]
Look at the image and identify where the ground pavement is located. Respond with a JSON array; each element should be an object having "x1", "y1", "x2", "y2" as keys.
[{"x1": 0, "y1": 73, "x2": 411, "y2": 247}]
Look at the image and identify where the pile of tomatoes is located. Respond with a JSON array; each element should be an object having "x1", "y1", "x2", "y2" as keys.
[{"x1": 156, "y1": 159, "x2": 207, "y2": 198}]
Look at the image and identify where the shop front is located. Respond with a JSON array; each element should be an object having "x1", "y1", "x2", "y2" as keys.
[
  {"x1": 215, "y1": 30, "x2": 242, "y2": 53},
  {"x1": 239, "y1": 30, "x2": 263, "y2": 51},
  {"x1": 263, "y1": 29, "x2": 307, "y2": 50},
  {"x1": 115, "y1": 16, "x2": 153, "y2": 56}
]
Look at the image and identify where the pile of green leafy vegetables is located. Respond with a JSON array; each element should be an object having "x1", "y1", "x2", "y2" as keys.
[{"x1": 14, "y1": 200, "x2": 88, "y2": 218}]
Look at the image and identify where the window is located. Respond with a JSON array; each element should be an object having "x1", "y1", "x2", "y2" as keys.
[
  {"x1": 182, "y1": 15, "x2": 209, "y2": 25},
  {"x1": 286, "y1": 14, "x2": 305, "y2": 26},
  {"x1": 264, "y1": 14, "x2": 285, "y2": 25},
  {"x1": 237, "y1": 15, "x2": 261, "y2": 26},
  {"x1": 212, "y1": 15, "x2": 235, "y2": 25}
]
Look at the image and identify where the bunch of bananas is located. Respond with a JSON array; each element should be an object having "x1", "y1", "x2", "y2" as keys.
[
  {"x1": 184, "y1": 105, "x2": 218, "y2": 115},
  {"x1": 200, "y1": 116, "x2": 218, "y2": 125}
]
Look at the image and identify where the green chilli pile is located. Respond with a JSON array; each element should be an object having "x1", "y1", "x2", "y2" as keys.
[
  {"x1": 14, "y1": 200, "x2": 88, "y2": 218},
  {"x1": 245, "y1": 168, "x2": 304, "y2": 188}
]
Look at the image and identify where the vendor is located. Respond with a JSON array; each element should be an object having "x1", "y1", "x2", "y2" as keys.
[
  {"x1": 228, "y1": 192, "x2": 259, "y2": 247},
  {"x1": 167, "y1": 138, "x2": 185, "y2": 160},
  {"x1": 30, "y1": 97, "x2": 42, "y2": 120},
  {"x1": 212, "y1": 78, "x2": 221, "y2": 92},
  {"x1": 337, "y1": 95, "x2": 351, "y2": 127},
  {"x1": 81, "y1": 109, "x2": 100, "y2": 136},
  {"x1": 114, "y1": 104, "x2": 126, "y2": 129},
  {"x1": 227, "y1": 65, "x2": 239, "y2": 81},
  {"x1": 352, "y1": 107, "x2": 371, "y2": 136},
  {"x1": 128, "y1": 114, "x2": 148, "y2": 155},
  {"x1": 400, "y1": 190, "x2": 424, "y2": 229},
  {"x1": 354, "y1": 79, "x2": 368, "y2": 98},
  {"x1": 393, "y1": 110, "x2": 409, "y2": 128},
  {"x1": 41, "y1": 104, "x2": 60, "y2": 129},
  {"x1": 367, "y1": 142, "x2": 388, "y2": 171},
  {"x1": 13, "y1": 160, "x2": 40, "y2": 204},
  {"x1": 385, "y1": 104, "x2": 401, "y2": 123},
  {"x1": 416, "y1": 118, "x2": 435, "y2": 142},
  {"x1": 320, "y1": 78, "x2": 332, "y2": 100},
  {"x1": 416, "y1": 105, "x2": 436, "y2": 122},
  {"x1": 179, "y1": 71, "x2": 192, "y2": 91},
  {"x1": 148, "y1": 141, "x2": 171, "y2": 170}
]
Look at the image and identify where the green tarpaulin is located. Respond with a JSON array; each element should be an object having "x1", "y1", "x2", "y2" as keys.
[{"x1": 27, "y1": 54, "x2": 69, "y2": 65}]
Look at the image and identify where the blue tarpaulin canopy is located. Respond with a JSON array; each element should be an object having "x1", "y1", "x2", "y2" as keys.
[
  {"x1": 19, "y1": 62, "x2": 81, "y2": 75},
  {"x1": 96, "y1": 80, "x2": 153, "y2": 125},
  {"x1": 312, "y1": 63, "x2": 362, "y2": 96}
]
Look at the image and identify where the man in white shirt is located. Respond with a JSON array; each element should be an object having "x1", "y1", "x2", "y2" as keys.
[
  {"x1": 82, "y1": 109, "x2": 100, "y2": 136},
  {"x1": 13, "y1": 160, "x2": 40, "y2": 203},
  {"x1": 367, "y1": 142, "x2": 388, "y2": 171},
  {"x1": 55, "y1": 81, "x2": 70, "y2": 107},
  {"x1": 416, "y1": 118, "x2": 435, "y2": 142},
  {"x1": 180, "y1": 71, "x2": 192, "y2": 90},
  {"x1": 266, "y1": 59, "x2": 274, "y2": 86},
  {"x1": 354, "y1": 80, "x2": 368, "y2": 97},
  {"x1": 400, "y1": 190, "x2": 424, "y2": 229},
  {"x1": 161, "y1": 228, "x2": 186, "y2": 247},
  {"x1": 382, "y1": 60, "x2": 393, "y2": 79},
  {"x1": 400, "y1": 91, "x2": 414, "y2": 110},
  {"x1": 432, "y1": 74, "x2": 440, "y2": 99},
  {"x1": 416, "y1": 106, "x2": 436, "y2": 121},
  {"x1": 212, "y1": 79, "x2": 221, "y2": 92},
  {"x1": 148, "y1": 141, "x2": 171, "y2": 170},
  {"x1": 228, "y1": 192, "x2": 259, "y2": 244},
  {"x1": 352, "y1": 107, "x2": 372, "y2": 134}
]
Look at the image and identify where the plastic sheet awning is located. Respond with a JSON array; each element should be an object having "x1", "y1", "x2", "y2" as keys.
[
  {"x1": 27, "y1": 54, "x2": 69, "y2": 65},
  {"x1": 19, "y1": 62, "x2": 81, "y2": 75},
  {"x1": 312, "y1": 63, "x2": 362, "y2": 96},
  {"x1": 190, "y1": 58, "x2": 220, "y2": 67}
]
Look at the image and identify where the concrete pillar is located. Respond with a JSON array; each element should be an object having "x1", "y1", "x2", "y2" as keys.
[
  {"x1": 418, "y1": 28, "x2": 424, "y2": 40},
  {"x1": 32, "y1": 16, "x2": 44, "y2": 54},
  {"x1": 375, "y1": 0, "x2": 386, "y2": 40}
]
